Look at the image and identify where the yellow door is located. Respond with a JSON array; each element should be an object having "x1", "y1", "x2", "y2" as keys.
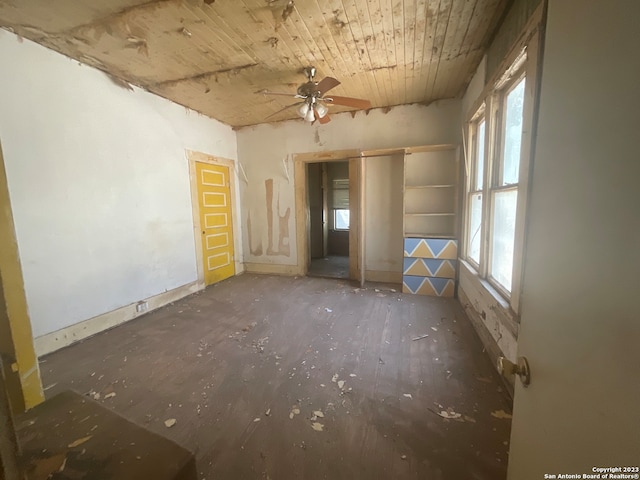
[{"x1": 196, "y1": 162, "x2": 235, "y2": 285}]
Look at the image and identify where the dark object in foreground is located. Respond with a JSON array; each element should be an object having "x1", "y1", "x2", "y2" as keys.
[{"x1": 15, "y1": 390, "x2": 196, "y2": 480}]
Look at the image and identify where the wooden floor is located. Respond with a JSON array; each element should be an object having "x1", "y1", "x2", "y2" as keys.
[
  {"x1": 308, "y1": 255, "x2": 350, "y2": 279},
  {"x1": 40, "y1": 274, "x2": 512, "y2": 480}
]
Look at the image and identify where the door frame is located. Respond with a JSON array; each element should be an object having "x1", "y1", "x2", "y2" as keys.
[
  {"x1": 294, "y1": 150, "x2": 363, "y2": 280},
  {"x1": 187, "y1": 150, "x2": 240, "y2": 288}
]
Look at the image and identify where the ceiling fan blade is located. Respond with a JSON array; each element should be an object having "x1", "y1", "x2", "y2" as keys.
[
  {"x1": 317, "y1": 110, "x2": 331, "y2": 124},
  {"x1": 325, "y1": 95, "x2": 371, "y2": 109},
  {"x1": 266, "y1": 101, "x2": 304, "y2": 119},
  {"x1": 316, "y1": 76, "x2": 340, "y2": 95}
]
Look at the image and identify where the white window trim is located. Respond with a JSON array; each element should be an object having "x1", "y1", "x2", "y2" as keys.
[
  {"x1": 464, "y1": 107, "x2": 486, "y2": 272},
  {"x1": 462, "y1": 29, "x2": 541, "y2": 316}
]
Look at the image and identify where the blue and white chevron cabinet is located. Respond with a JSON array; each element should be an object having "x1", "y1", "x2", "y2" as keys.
[{"x1": 402, "y1": 238, "x2": 457, "y2": 297}]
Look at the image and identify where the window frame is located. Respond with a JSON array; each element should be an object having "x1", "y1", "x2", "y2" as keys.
[
  {"x1": 463, "y1": 37, "x2": 540, "y2": 315},
  {"x1": 486, "y1": 72, "x2": 526, "y2": 298},
  {"x1": 464, "y1": 107, "x2": 487, "y2": 271}
]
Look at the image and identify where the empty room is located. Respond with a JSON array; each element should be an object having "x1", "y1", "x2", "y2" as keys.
[{"x1": 0, "y1": 1, "x2": 638, "y2": 479}]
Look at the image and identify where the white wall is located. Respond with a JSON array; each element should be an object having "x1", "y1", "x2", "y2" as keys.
[
  {"x1": 508, "y1": 0, "x2": 640, "y2": 475},
  {"x1": 364, "y1": 154, "x2": 404, "y2": 279},
  {"x1": 0, "y1": 30, "x2": 238, "y2": 338},
  {"x1": 236, "y1": 101, "x2": 461, "y2": 270},
  {"x1": 461, "y1": 56, "x2": 486, "y2": 120}
]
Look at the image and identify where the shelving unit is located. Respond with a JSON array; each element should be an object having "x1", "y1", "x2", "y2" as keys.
[{"x1": 402, "y1": 145, "x2": 459, "y2": 297}]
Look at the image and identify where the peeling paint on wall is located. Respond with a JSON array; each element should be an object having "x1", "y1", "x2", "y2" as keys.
[{"x1": 265, "y1": 179, "x2": 291, "y2": 257}]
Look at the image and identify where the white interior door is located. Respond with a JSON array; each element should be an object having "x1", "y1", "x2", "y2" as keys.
[{"x1": 507, "y1": 1, "x2": 640, "y2": 478}]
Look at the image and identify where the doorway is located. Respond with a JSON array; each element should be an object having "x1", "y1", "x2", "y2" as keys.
[
  {"x1": 195, "y1": 161, "x2": 235, "y2": 285},
  {"x1": 187, "y1": 150, "x2": 238, "y2": 288},
  {"x1": 307, "y1": 161, "x2": 350, "y2": 279},
  {"x1": 294, "y1": 152, "x2": 362, "y2": 282}
]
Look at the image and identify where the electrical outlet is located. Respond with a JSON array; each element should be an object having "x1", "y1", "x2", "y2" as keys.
[{"x1": 136, "y1": 301, "x2": 148, "y2": 313}]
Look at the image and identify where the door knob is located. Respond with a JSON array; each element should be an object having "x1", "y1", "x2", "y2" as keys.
[{"x1": 497, "y1": 356, "x2": 531, "y2": 387}]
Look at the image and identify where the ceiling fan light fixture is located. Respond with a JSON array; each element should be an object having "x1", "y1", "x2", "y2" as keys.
[
  {"x1": 315, "y1": 102, "x2": 328, "y2": 118},
  {"x1": 305, "y1": 107, "x2": 316, "y2": 122},
  {"x1": 297, "y1": 102, "x2": 309, "y2": 118}
]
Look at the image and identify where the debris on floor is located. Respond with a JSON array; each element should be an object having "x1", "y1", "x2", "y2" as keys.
[
  {"x1": 289, "y1": 406, "x2": 300, "y2": 419},
  {"x1": 164, "y1": 418, "x2": 177, "y2": 428},
  {"x1": 310, "y1": 422, "x2": 324, "y2": 431},
  {"x1": 431, "y1": 327, "x2": 438, "y2": 332},
  {"x1": 265, "y1": 408, "x2": 271, "y2": 416},
  {"x1": 412, "y1": 334, "x2": 429, "y2": 341},
  {"x1": 253, "y1": 417, "x2": 261, "y2": 422},
  {"x1": 252, "y1": 336, "x2": 269, "y2": 354},
  {"x1": 331, "y1": 373, "x2": 339, "y2": 382},
  {"x1": 403, "y1": 393, "x2": 413, "y2": 399},
  {"x1": 337, "y1": 380, "x2": 345, "y2": 389},
  {"x1": 437, "y1": 409, "x2": 462, "y2": 419},
  {"x1": 491, "y1": 410, "x2": 513, "y2": 419},
  {"x1": 242, "y1": 321, "x2": 258, "y2": 332},
  {"x1": 104, "y1": 392, "x2": 116, "y2": 399},
  {"x1": 324, "y1": 307, "x2": 333, "y2": 313},
  {"x1": 401, "y1": 454, "x2": 407, "y2": 460},
  {"x1": 312, "y1": 410, "x2": 324, "y2": 419},
  {"x1": 67, "y1": 435, "x2": 92, "y2": 448}
]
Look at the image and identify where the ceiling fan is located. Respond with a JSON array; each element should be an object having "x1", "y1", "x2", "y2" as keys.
[{"x1": 259, "y1": 67, "x2": 372, "y2": 124}]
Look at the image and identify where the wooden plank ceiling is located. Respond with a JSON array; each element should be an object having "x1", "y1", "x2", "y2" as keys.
[{"x1": 0, "y1": 0, "x2": 509, "y2": 127}]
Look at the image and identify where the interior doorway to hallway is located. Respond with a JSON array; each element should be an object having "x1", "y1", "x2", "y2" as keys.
[{"x1": 306, "y1": 161, "x2": 351, "y2": 279}]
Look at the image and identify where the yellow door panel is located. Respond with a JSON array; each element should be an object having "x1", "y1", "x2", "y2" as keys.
[{"x1": 196, "y1": 162, "x2": 235, "y2": 285}]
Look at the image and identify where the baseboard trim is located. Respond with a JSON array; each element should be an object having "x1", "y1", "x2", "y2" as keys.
[
  {"x1": 35, "y1": 281, "x2": 202, "y2": 357},
  {"x1": 365, "y1": 270, "x2": 402, "y2": 284},
  {"x1": 243, "y1": 262, "x2": 301, "y2": 276}
]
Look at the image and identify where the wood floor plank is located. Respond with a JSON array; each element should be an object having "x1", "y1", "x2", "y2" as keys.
[{"x1": 38, "y1": 274, "x2": 511, "y2": 479}]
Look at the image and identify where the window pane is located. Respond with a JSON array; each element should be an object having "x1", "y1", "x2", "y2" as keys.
[
  {"x1": 335, "y1": 209, "x2": 350, "y2": 230},
  {"x1": 490, "y1": 189, "x2": 517, "y2": 292},
  {"x1": 468, "y1": 193, "x2": 483, "y2": 264},
  {"x1": 501, "y1": 78, "x2": 525, "y2": 185},
  {"x1": 475, "y1": 120, "x2": 486, "y2": 190}
]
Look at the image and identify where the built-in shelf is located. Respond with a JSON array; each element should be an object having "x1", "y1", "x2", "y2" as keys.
[
  {"x1": 403, "y1": 148, "x2": 458, "y2": 239},
  {"x1": 402, "y1": 146, "x2": 459, "y2": 297}
]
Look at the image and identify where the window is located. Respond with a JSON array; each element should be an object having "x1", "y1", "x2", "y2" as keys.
[
  {"x1": 334, "y1": 209, "x2": 350, "y2": 230},
  {"x1": 489, "y1": 76, "x2": 525, "y2": 293},
  {"x1": 332, "y1": 178, "x2": 349, "y2": 231},
  {"x1": 466, "y1": 116, "x2": 486, "y2": 266},
  {"x1": 464, "y1": 51, "x2": 532, "y2": 308}
]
